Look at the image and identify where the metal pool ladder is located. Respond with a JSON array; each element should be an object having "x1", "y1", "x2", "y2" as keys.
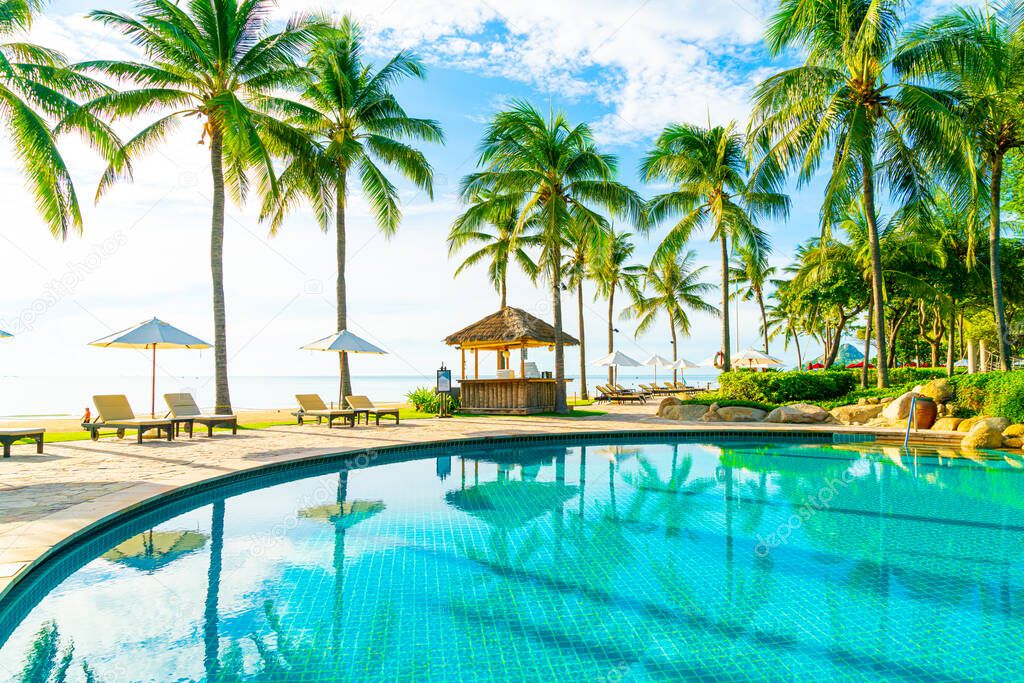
[{"x1": 903, "y1": 395, "x2": 918, "y2": 449}]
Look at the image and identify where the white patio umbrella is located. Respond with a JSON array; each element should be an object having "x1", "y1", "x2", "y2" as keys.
[
  {"x1": 89, "y1": 318, "x2": 211, "y2": 417},
  {"x1": 642, "y1": 354, "x2": 673, "y2": 384},
  {"x1": 594, "y1": 350, "x2": 641, "y2": 385},
  {"x1": 732, "y1": 347, "x2": 785, "y2": 369},
  {"x1": 301, "y1": 330, "x2": 387, "y2": 406},
  {"x1": 671, "y1": 358, "x2": 700, "y2": 370}
]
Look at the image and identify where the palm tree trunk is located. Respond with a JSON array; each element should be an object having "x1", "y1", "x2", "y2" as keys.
[
  {"x1": 210, "y1": 129, "x2": 232, "y2": 414},
  {"x1": 500, "y1": 273, "x2": 507, "y2": 309},
  {"x1": 669, "y1": 312, "x2": 679, "y2": 385},
  {"x1": 793, "y1": 329, "x2": 802, "y2": 369},
  {"x1": 607, "y1": 284, "x2": 615, "y2": 387},
  {"x1": 720, "y1": 234, "x2": 731, "y2": 371},
  {"x1": 577, "y1": 279, "x2": 588, "y2": 400},
  {"x1": 551, "y1": 234, "x2": 568, "y2": 414},
  {"x1": 862, "y1": 289, "x2": 873, "y2": 389},
  {"x1": 336, "y1": 181, "x2": 352, "y2": 402},
  {"x1": 862, "y1": 154, "x2": 889, "y2": 388},
  {"x1": 203, "y1": 500, "x2": 225, "y2": 680},
  {"x1": 946, "y1": 299, "x2": 956, "y2": 378},
  {"x1": 757, "y1": 289, "x2": 769, "y2": 354},
  {"x1": 990, "y1": 153, "x2": 1011, "y2": 371}
]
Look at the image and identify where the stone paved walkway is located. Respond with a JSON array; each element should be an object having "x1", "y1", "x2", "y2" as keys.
[{"x1": 0, "y1": 405, "x2": 954, "y2": 595}]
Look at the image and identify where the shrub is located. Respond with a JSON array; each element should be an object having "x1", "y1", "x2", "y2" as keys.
[
  {"x1": 406, "y1": 386, "x2": 459, "y2": 414},
  {"x1": 717, "y1": 369, "x2": 856, "y2": 404},
  {"x1": 864, "y1": 367, "x2": 948, "y2": 386},
  {"x1": 949, "y1": 371, "x2": 1024, "y2": 422}
]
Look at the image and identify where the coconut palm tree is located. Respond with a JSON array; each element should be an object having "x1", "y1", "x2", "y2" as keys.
[
  {"x1": 82, "y1": 0, "x2": 327, "y2": 413},
  {"x1": 591, "y1": 229, "x2": 645, "y2": 386},
  {"x1": 747, "y1": 0, "x2": 965, "y2": 387},
  {"x1": 730, "y1": 245, "x2": 776, "y2": 354},
  {"x1": 0, "y1": 0, "x2": 116, "y2": 238},
  {"x1": 564, "y1": 215, "x2": 610, "y2": 400},
  {"x1": 765, "y1": 287, "x2": 805, "y2": 370},
  {"x1": 642, "y1": 121, "x2": 786, "y2": 372},
  {"x1": 624, "y1": 250, "x2": 719, "y2": 384},
  {"x1": 456, "y1": 101, "x2": 643, "y2": 413},
  {"x1": 448, "y1": 190, "x2": 539, "y2": 308},
  {"x1": 895, "y1": 1, "x2": 1024, "y2": 371},
  {"x1": 261, "y1": 17, "x2": 444, "y2": 399}
]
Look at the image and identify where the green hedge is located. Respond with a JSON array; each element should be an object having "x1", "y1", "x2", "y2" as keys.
[
  {"x1": 867, "y1": 367, "x2": 949, "y2": 385},
  {"x1": 717, "y1": 370, "x2": 856, "y2": 404},
  {"x1": 949, "y1": 371, "x2": 1024, "y2": 423}
]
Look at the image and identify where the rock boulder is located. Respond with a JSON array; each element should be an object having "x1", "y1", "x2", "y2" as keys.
[
  {"x1": 958, "y1": 416, "x2": 1010, "y2": 433},
  {"x1": 881, "y1": 391, "x2": 919, "y2": 422},
  {"x1": 961, "y1": 421, "x2": 1006, "y2": 450},
  {"x1": 831, "y1": 404, "x2": 885, "y2": 425},
  {"x1": 931, "y1": 417, "x2": 964, "y2": 431},
  {"x1": 656, "y1": 396, "x2": 682, "y2": 418},
  {"x1": 920, "y1": 378, "x2": 954, "y2": 403},
  {"x1": 701, "y1": 404, "x2": 768, "y2": 423},
  {"x1": 661, "y1": 404, "x2": 710, "y2": 422},
  {"x1": 765, "y1": 403, "x2": 835, "y2": 424}
]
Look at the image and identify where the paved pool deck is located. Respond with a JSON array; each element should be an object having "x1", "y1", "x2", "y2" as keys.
[{"x1": 0, "y1": 404, "x2": 963, "y2": 596}]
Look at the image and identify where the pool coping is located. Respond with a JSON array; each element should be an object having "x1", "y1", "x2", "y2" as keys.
[{"x1": 0, "y1": 422, "x2": 967, "y2": 624}]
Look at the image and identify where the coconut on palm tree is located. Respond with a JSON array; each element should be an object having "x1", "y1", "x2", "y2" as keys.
[
  {"x1": 642, "y1": 121, "x2": 786, "y2": 372},
  {"x1": 895, "y1": 1, "x2": 1024, "y2": 371},
  {"x1": 625, "y1": 249, "x2": 718, "y2": 384},
  {"x1": 748, "y1": 0, "x2": 965, "y2": 387},
  {"x1": 262, "y1": 17, "x2": 443, "y2": 400},
  {"x1": 456, "y1": 101, "x2": 643, "y2": 414},
  {"x1": 591, "y1": 229, "x2": 645, "y2": 387},
  {"x1": 82, "y1": 0, "x2": 327, "y2": 413},
  {"x1": 0, "y1": 0, "x2": 116, "y2": 238},
  {"x1": 448, "y1": 190, "x2": 539, "y2": 308}
]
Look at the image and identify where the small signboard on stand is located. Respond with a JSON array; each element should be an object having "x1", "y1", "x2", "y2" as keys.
[{"x1": 436, "y1": 365, "x2": 453, "y2": 418}]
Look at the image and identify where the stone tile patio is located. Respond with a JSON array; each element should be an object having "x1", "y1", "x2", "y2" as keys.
[{"x1": 0, "y1": 405, "x2": 956, "y2": 595}]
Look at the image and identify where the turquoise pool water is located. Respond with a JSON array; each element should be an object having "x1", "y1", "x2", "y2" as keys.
[{"x1": 1, "y1": 437, "x2": 1022, "y2": 681}]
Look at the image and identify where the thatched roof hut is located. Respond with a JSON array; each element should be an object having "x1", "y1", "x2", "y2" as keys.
[{"x1": 444, "y1": 307, "x2": 579, "y2": 349}]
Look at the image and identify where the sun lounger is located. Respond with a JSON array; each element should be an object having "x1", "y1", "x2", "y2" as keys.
[
  {"x1": 85, "y1": 395, "x2": 174, "y2": 443},
  {"x1": 0, "y1": 428, "x2": 45, "y2": 457},
  {"x1": 345, "y1": 395, "x2": 400, "y2": 426},
  {"x1": 596, "y1": 385, "x2": 646, "y2": 404},
  {"x1": 164, "y1": 393, "x2": 238, "y2": 437},
  {"x1": 295, "y1": 394, "x2": 355, "y2": 428}
]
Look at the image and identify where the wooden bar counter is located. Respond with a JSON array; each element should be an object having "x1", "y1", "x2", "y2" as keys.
[{"x1": 458, "y1": 378, "x2": 568, "y2": 415}]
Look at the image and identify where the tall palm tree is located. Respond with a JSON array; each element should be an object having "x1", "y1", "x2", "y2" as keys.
[
  {"x1": 642, "y1": 121, "x2": 786, "y2": 372},
  {"x1": 591, "y1": 230, "x2": 645, "y2": 387},
  {"x1": 456, "y1": 101, "x2": 643, "y2": 413},
  {"x1": 625, "y1": 250, "x2": 718, "y2": 384},
  {"x1": 82, "y1": 0, "x2": 326, "y2": 413},
  {"x1": 895, "y1": 2, "x2": 1024, "y2": 371},
  {"x1": 564, "y1": 216, "x2": 610, "y2": 400},
  {"x1": 1, "y1": 0, "x2": 116, "y2": 238},
  {"x1": 730, "y1": 245, "x2": 776, "y2": 354},
  {"x1": 765, "y1": 287, "x2": 804, "y2": 369},
  {"x1": 262, "y1": 17, "x2": 443, "y2": 399},
  {"x1": 448, "y1": 190, "x2": 539, "y2": 308},
  {"x1": 748, "y1": 0, "x2": 964, "y2": 387}
]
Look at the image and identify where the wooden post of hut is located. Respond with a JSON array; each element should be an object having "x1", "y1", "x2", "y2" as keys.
[{"x1": 444, "y1": 307, "x2": 578, "y2": 415}]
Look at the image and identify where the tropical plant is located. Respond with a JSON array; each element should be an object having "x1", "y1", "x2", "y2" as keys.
[
  {"x1": 82, "y1": 0, "x2": 328, "y2": 413},
  {"x1": 0, "y1": 0, "x2": 115, "y2": 238},
  {"x1": 448, "y1": 190, "x2": 539, "y2": 308},
  {"x1": 18, "y1": 620, "x2": 100, "y2": 682},
  {"x1": 896, "y1": 1, "x2": 1024, "y2": 371},
  {"x1": 765, "y1": 284, "x2": 805, "y2": 369},
  {"x1": 624, "y1": 249, "x2": 718, "y2": 383},
  {"x1": 261, "y1": 17, "x2": 443, "y2": 399},
  {"x1": 591, "y1": 229, "x2": 646, "y2": 386},
  {"x1": 456, "y1": 100, "x2": 643, "y2": 413},
  {"x1": 730, "y1": 244, "x2": 776, "y2": 354},
  {"x1": 748, "y1": 0, "x2": 964, "y2": 387},
  {"x1": 564, "y1": 215, "x2": 610, "y2": 400},
  {"x1": 642, "y1": 121, "x2": 786, "y2": 372}
]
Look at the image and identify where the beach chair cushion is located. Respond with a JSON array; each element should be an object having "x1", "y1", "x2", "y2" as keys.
[
  {"x1": 93, "y1": 395, "x2": 137, "y2": 422},
  {"x1": 297, "y1": 394, "x2": 331, "y2": 412},
  {"x1": 165, "y1": 393, "x2": 235, "y2": 419},
  {"x1": 345, "y1": 395, "x2": 377, "y2": 411}
]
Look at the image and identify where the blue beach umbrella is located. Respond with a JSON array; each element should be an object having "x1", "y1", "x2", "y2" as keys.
[{"x1": 89, "y1": 318, "x2": 211, "y2": 417}]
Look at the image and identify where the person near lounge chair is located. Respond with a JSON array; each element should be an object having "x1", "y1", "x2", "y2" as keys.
[
  {"x1": 86, "y1": 395, "x2": 174, "y2": 443},
  {"x1": 164, "y1": 393, "x2": 237, "y2": 437},
  {"x1": 295, "y1": 394, "x2": 356, "y2": 428}
]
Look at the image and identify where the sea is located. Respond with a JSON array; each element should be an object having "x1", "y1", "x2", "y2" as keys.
[{"x1": 0, "y1": 372, "x2": 721, "y2": 419}]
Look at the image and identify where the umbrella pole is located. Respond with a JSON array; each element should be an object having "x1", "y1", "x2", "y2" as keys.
[
  {"x1": 338, "y1": 351, "x2": 346, "y2": 408},
  {"x1": 151, "y1": 346, "x2": 157, "y2": 418}
]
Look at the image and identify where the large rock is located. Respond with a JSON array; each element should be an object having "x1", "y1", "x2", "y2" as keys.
[
  {"x1": 661, "y1": 404, "x2": 710, "y2": 422},
  {"x1": 881, "y1": 391, "x2": 919, "y2": 422},
  {"x1": 702, "y1": 405, "x2": 768, "y2": 423},
  {"x1": 961, "y1": 421, "x2": 1006, "y2": 450},
  {"x1": 831, "y1": 404, "x2": 885, "y2": 425},
  {"x1": 656, "y1": 396, "x2": 682, "y2": 418},
  {"x1": 1003, "y1": 424, "x2": 1024, "y2": 438},
  {"x1": 957, "y1": 416, "x2": 1010, "y2": 433},
  {"x1": 765, "y1": 403, "x2": 835, "y2": 424},
  {"x1": 932, "y1": 417, "x2": 964, "y2": 432},
  {"x1": 920, "y1": 378, "x2": 954, "y2": 403},
  {"x1": 1003, "y1": 436, "x2": 1024, "y2": 449}
]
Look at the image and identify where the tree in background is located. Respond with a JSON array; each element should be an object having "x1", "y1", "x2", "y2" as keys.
[
  {"x1": 730, "y1": 245, "x2": 776, "y2": 354},
  {"x1": 592, "y1": 229, "x2": 646, "y2": 387}
]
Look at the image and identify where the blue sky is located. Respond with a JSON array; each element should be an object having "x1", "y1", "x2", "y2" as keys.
[{"x1": 0, "y1": 0, "x2": 973, "y2": 391}]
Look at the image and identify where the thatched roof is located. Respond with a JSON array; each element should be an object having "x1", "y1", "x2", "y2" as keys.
[{"x1": 444, "y1": 307, "x2": 579, "y2": 349}]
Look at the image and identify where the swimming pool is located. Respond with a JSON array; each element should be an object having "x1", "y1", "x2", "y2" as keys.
[{"x1": 1, "y1": 435, "x2": 1021, "y2": 681}]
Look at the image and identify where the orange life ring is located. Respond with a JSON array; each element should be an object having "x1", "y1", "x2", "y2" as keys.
[{"x1": 713, "y1": 351, "x2": 725, "y2": 370}]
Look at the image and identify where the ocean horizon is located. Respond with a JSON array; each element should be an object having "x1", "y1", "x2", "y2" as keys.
[{"x1": 0, "y1": 372, "x2": 720, "y2": 418}]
